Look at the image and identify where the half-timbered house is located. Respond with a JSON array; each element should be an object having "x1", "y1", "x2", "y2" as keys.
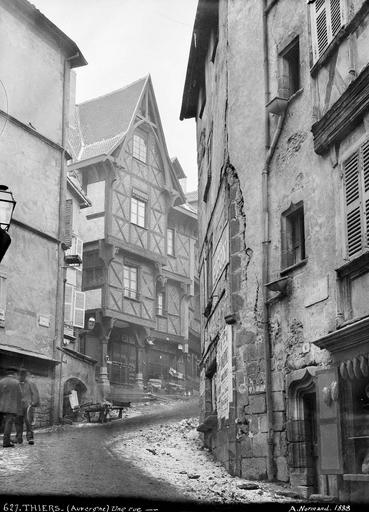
[{"x1": 68, "y1": 75, "x2": 200, "y2": 402}]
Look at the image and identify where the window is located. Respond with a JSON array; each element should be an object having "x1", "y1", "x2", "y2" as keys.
[
  {"x1": 310, "y1": 0, "x2": 346, "y2": 63},
  {"x1": 133, "y1": 133, "x2": 147, "y2": 162},
  {"x1": 281, "y1": 203, "x2": 306, "y2": 269},
  {"x1": 206, "y1": 237, "x2": 213, "y2": 301},
  {"x1": 280, "y1": 37, "x2": 300, "y2": 97},
  {"x1": 157, "y1": 291, "x2": 165, "y2": 316},
  {"x1": 205, "y1": 361, "x2": 217, "y2": 414},
  {"x1": 131, "y1": 196, "x2": 146, "y2": 228},
  {"x1": 343, "y1": 139, "x2": 369, "y2": 259},
  {"x1": 167, "y1": 228, "x2": 175, "y2": 256},
  {"x1": 83, "y1": 251, "x2": 104, "y2": 290},
  {"x1": 123, "y1": 265, "x2": 138, "y2": 299}
]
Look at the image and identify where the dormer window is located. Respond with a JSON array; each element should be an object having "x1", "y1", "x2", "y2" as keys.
[{"x1": 133, "y1": 133, "x2": 147, "y2": 163}]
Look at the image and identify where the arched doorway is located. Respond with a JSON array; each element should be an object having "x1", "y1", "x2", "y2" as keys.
[
  {"x1": 63, "y1": 378, "x2": 87, "y2": 418},
  {"x1": 287, "y1": 367, "x2": 319, "y2": 496}
]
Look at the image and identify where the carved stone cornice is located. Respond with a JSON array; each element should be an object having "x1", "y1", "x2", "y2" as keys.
[
  {"x1": 312, "y1": 63, "x2": 369, "y2": 155},
  {"x1": 312, "y1": 316, "x2": 369, "y2": 354}
]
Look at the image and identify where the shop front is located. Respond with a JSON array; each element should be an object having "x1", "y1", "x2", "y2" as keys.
[
  {"x1": 313, "y1": 316, "x2": 369, "y2": 502},
  {"x1": 145, "y1": 336, "x2": 185, "y2": 394}
]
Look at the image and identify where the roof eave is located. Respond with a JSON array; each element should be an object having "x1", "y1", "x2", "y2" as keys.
[
  {"x1": 67, "y1": 176, "x2": 91, "y2": 208},
  {"x1": 68, "y1": 154, "x2": 110, "y2": 171},
  {"x1": 180, "y1": 0, "x2": 218, "y2": 120},
  {"x1": 11, "y1": 0, "x2": 87, "y2": 68},
  {"x1": 171, "y1": 157, "x2": 187, "y2": 179},
  {"x1": 173, "y1": 205, "x2": 198, "y2": 220}
]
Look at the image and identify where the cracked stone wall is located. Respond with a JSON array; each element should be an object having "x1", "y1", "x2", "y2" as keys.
[{"x1": 195, "y1": 0, "x2": 369, "y2": 491}]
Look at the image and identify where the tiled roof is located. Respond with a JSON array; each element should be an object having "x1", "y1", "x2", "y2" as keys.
[{"x1": 71, "y1": 76, "x2": 147, "y2": 162}]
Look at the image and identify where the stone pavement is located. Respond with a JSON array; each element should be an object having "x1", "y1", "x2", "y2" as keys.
[{"x1": 0, "y1": 398, "x2": 307, "y2": 510}]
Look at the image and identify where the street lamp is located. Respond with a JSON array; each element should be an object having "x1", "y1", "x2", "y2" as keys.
[
  {"x1": 0, "y1": 185, "x2": 16, "y2": 231},
  {"x1": 0, "y1": 185, "x2": 16, "y2": 263}
]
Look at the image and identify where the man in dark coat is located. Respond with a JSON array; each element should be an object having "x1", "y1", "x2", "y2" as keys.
[
  {"x1": 15, "y1": 369, "x2": 40, "y2": 445},
  {"x1": 0, "y1": 367, "x2": 22, "y2": 448}
]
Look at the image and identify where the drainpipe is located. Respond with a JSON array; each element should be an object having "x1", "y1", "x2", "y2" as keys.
[
  {"x1": 53, "y1": 53, "x2": 79, "y2": 423},
  {"x1": 262, "y1": 0, "x2": 288, "y2": 481}
]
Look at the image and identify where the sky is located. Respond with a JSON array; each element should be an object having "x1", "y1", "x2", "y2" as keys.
[{"x1": 32, "y1": 0, "x2": 199, "y2": 192}]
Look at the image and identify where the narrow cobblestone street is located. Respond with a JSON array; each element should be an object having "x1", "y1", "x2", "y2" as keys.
[{"x1": 0, "y1": 398, "x2": 302, "y2": 510}]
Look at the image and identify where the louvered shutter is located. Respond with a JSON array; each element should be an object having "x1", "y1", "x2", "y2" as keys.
[
  {"x1": 344, "y1": 150, "x2": 363, "y2": 258},
  {"x1": 330, "y1": 0, "x2": 343, "y2": 37},
  {"x1": 73, "y1": 291, "x2": 86, "y2": 328},
  {"x1": 312, "y1": 0, "x2": 329, "y2": 62},
  {"x1": 64, "y1": 283, "x2": 74, "y2": 325},
  {"x1": 64, "y1": 199, "x2": 73, "y2": 249},
  {"x1": 311, "y1": 0, "x2": 345, "y2": 63},
  {"x1": 362, "y1": 140, "x2": 369, "y2": 247},
  {"x1": 316, "y1": 367, "x2": 343, "y2": 474}
]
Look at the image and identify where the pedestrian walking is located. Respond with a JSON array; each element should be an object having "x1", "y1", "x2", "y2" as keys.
[
  {"x1": 15, "y1": 369, "x2": 40, "y2": 445},
  {"x1": 0, "y1": 367, "x2": 22, "y2": 448}
]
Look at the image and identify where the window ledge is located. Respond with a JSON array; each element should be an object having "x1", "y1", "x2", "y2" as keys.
[
  {"x1": 336, "y1": 251, "x2": 369, "y2": 279},
  {"x1": 280, "y1": 258, "x2": 308, "y2": 276},
  {"x1": 132, "y1": 156, "x2": 147, "y2": 165},
  {"x1": 123, "y1": 295, "x2": 140, "y2": 303},
  {"x1": 131, "y1": 222, "x2": 147, "y2": 231},
  {"x1": 288, "y1": 88, "x2": 303, "y2": 103}
]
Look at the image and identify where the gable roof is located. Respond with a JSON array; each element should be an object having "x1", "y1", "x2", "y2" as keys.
[
  {"x1": 70, "y1": 77, "x2": 147, "y2": 161},
  {"x1": 69, "y1": 75, "x2": 186, "y2": 205}
]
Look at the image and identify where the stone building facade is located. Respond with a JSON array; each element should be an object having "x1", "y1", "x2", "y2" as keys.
[
  {"x1": 0, "y1": 0, "x2": 86, "y2": 425},
  {"x1": 68, "y1": 75, "x2": 200, "y2": 403},
  {"x1": 181, "y1": 0, "x2": 369, "y2": 501}
]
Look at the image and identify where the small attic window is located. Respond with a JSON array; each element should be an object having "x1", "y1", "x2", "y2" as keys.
[{"x1": 133, "y1": 133, "x2": 147, "y2": 163}]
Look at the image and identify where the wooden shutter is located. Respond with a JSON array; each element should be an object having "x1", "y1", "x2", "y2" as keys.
[
  {"x1": 73, "y1": 290, "x2": 86, "y2": 328},
  {"x1": 362, "y1": 140, "x2": 369, "y2": 248},
  {"x1": 312, "y1": 0, "x2": 329, "y2": 62},
  {"x1": 330, "y1": 0, "x2": 343, "y2": 37},
  {"x1": 344, "y1": 150, "x2": 362, "y2": 258},
  {"x1": 64, "y1": 283, "x2": 74, "y2": 326},
  {"x1": 316, "y1": 367, "x2": 343, "y2": 474},
  {"x1": 64, "y1": 199, "x2": 73, "y2": 248},
  {"x1": 311, "y1": 0, "x2": 345, "y2": 63}
]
